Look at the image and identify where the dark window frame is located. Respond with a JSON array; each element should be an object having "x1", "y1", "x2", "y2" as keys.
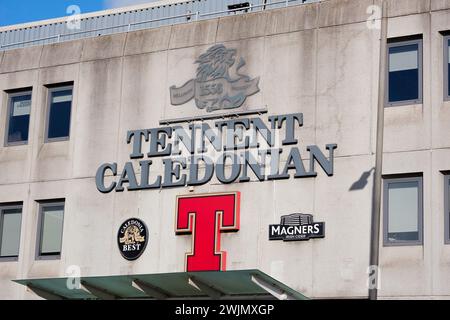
[
  {"x1": 4, "y1": 90, "x2": 32, "y2": 146},
  {"x1": 383, "y1": 176, "x2": 424, "y2": 246},
  {"x1": 445, "y1": 175, "x2": 450, "y2": 244},
  {"x1": 386, "y1": 38, "x2": 423, "y2": 107},
  {"x1": 36, "y1": 201, "x2": 65, "y2": 260},
  {"x1": 45, "y1": 85, "x2": 73, "y2": 143},
  {"x1": 0, "y1": 203, "x2": 23, "y2": 262},
  {"x1": 444, "y1": 35, "x2": 450, "y2": 101}
]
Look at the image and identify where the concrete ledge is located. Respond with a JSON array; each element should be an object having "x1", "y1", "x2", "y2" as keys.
[
  {"x1": 0, "y1": 45, "x2": 43, "y2": 73},
  {"x1": 0, "y1": 147, "x2": 31, "y2": 185},
  {"x1": 431, "y1": 0, "x2": 450, "y2": 11},
  {"x1": 0, "y1": 69, "x2": 39, "y2": 91},
  {"x1": 318, "y1": 0, "x2": 374, "y2": 27},
  {"x1": 385, "y1": 0, "x2": 431, "y2": 17},
  {"x1": 386, "y1": 13, "x2": 430, "y2": 39},
  {"x1": 216, "y1": 11, "x2": 268, "y2": 42},
  {"x1": 384, "y1": 104, "x2": 430, "y2": 152},
  {"x1": 124, "y1": 26, "x2": 171, "y2": 56},
  {"x1": 81, "y1": 33, "x2": 127, "y2": 62},
  {"x1": 40, "y1": 40, "x2": 83, "y2": 68},
  {"x1": 265, "y1": 3, "x2": 318, "y2": 35},
  {"x1": 169, "y1": 19, "x2": 218, "y2": 49},
  {"x1": 38, "y1": 64, "x2": 78, "y2": 88}
]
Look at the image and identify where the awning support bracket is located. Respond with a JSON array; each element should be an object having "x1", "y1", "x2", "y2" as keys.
[
  {"x1": 27, "y1": 284, "x2": 64, "y2": 300},
  {"x1": 251, "y1": 274, "x2": 296, "y2": 300},
  {"x1": 188, "y1": 276, "x2": 224, "y2": 299},
  {"x1": 81, "y1": 281, "x2": 120, "y2": 300},
  {"x1": 132, "y1": 279, "x2": 170, "y2": 300}
]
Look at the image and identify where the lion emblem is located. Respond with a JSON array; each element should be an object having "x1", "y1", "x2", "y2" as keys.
[
  {"x1": 119, "y1": 225, "x2": 145, "y2": 245},
  {"x1": 195, "y1": 45, "x2": 237, "y2": 82},
  {"x1": 170, "y1": 44, "x2": 260, "y2": 113}
]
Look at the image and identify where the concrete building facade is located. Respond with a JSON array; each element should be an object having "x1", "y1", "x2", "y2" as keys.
[{"x1": 0, "y1": 0, "x2": 449, "y2": 299}]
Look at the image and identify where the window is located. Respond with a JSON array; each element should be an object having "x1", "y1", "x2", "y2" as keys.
[
  {"x1": 0, "y1": 204, "x2": 22, "y2": 261},
  {"x1": 445, "y1": 35, "x2": 450, "y2": 101},
  {"x1": 445, "y1": 175, "x2": 450, "y2": 244},
  {"x1": 383, "y1": 176, "x2": 423, "y2": 246},
  {"x1": 37, "y1": 201, "x2": 65, "y2": 259},
  {"x1": 46, "y1": 85, "x2": 73, "y2": 141},
  {"x1": 5, "y1": 90, "x2": 32, "y2": 145},
  {"x1": 387, "y1": 38, "x2": 423, "y2": 106}
]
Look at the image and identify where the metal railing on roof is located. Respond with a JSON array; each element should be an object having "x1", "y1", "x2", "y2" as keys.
[{"x1": 0, "y1": 0, "x2": 319, "y2": 51}]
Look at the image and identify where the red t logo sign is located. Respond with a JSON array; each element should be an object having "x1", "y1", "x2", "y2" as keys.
[{"x1": 175, "y1": 192, "x2": 240, "y2": 272}]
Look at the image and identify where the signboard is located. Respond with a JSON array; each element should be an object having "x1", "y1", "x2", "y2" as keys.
[
  {"x1": 95, "y1": 113, "x2": 337, "y2": 193},
  {"x1": 96, "y1": 44, "x2": 335, "y2": 271},
  {"x1": 117, "y1": 218, "x2": 148, "y2": 261},
  {"x1": 95, "y1": 44, "x2": 338, "y2": 193},
  {"x1": 175, "y1": 192, "x2": 240, "y2": 272},
  {"x1": 170, "y1": 44, "x2": 260, "y2": 113},
  {"x1": 269, "y1": 213, "x2": 325, "y2": 241}
]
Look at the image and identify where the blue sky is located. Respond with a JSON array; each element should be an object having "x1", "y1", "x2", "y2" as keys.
[{"x1": 0, "y1": 0, "x2": 156, "y2": 27}]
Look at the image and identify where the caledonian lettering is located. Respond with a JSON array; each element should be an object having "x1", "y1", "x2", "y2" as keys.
[{"x1": 95, "y1": 113, "x2": 337, "y2": 193}]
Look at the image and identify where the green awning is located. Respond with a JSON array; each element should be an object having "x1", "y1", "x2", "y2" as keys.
[{"x1": 14, "y1": 269, "x2": 308, "y2": 300}]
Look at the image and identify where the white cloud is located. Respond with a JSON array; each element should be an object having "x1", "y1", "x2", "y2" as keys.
[{"x1": 103, "y1": 0, "x2": 159, "y2": 10}]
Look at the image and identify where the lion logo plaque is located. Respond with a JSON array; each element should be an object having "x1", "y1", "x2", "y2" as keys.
[
  {"x1": 117, "y1": 218, "x2": 148, "y2": 261},
  {"x1": 170, "y1": 44, "x2": 260, "y2": 113}
]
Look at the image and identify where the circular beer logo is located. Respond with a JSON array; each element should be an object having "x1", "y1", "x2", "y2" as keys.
[{"x1": 117, "y1": 218, "x2": 148, "y2": 261}]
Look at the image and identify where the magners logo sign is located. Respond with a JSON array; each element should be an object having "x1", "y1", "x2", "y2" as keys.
[{"x1": 269, "y1": 213, "x2": 325, "y2": 241}]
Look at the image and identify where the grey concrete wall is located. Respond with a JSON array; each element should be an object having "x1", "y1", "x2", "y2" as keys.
[
  {"x1": 0, "y1": 0, "x2": 448, "y2": 300},
  {"x1": 379, "y1": 1, "x2": 450, "y2": 299}
]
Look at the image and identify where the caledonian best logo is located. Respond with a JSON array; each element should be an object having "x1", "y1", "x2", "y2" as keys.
[{"x1": 117, "y1": 218, "x2": 148, "y2": 261}]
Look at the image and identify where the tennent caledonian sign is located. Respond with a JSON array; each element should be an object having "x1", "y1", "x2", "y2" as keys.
[
  {"x1": 95, "y1": 113, "x2": 337, "y2": 193},
  {"x1": 95, "y1": 44, "x2": 337, "y2": 193},
  {"x1": 94, "y1": 44, "x2": 336, "y2": 273}
]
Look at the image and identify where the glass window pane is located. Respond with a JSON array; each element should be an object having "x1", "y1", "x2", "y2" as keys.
[
  {"x1": 8, "y1": 94, "x2": 31, "y2": 144},
  {"x1": 388, "y1": 44, "x2": 419, "y2": 103},
  {"x1": 47, "y1": 89, "x2": 72, "y2": 139},
  {"x1": 1, "y1": 209, "x2": 22, "y2": 257},
  {"x1": 388, "y1": 181, "x2": 419, "y2": 242},
  {"x1": 40, "y1": 206, "x2": 64, "y2": 255}
]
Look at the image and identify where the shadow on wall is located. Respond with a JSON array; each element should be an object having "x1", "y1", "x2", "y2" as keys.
[{"x1": 349, "y1": 167, "x2": 374, "y2": 191}]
